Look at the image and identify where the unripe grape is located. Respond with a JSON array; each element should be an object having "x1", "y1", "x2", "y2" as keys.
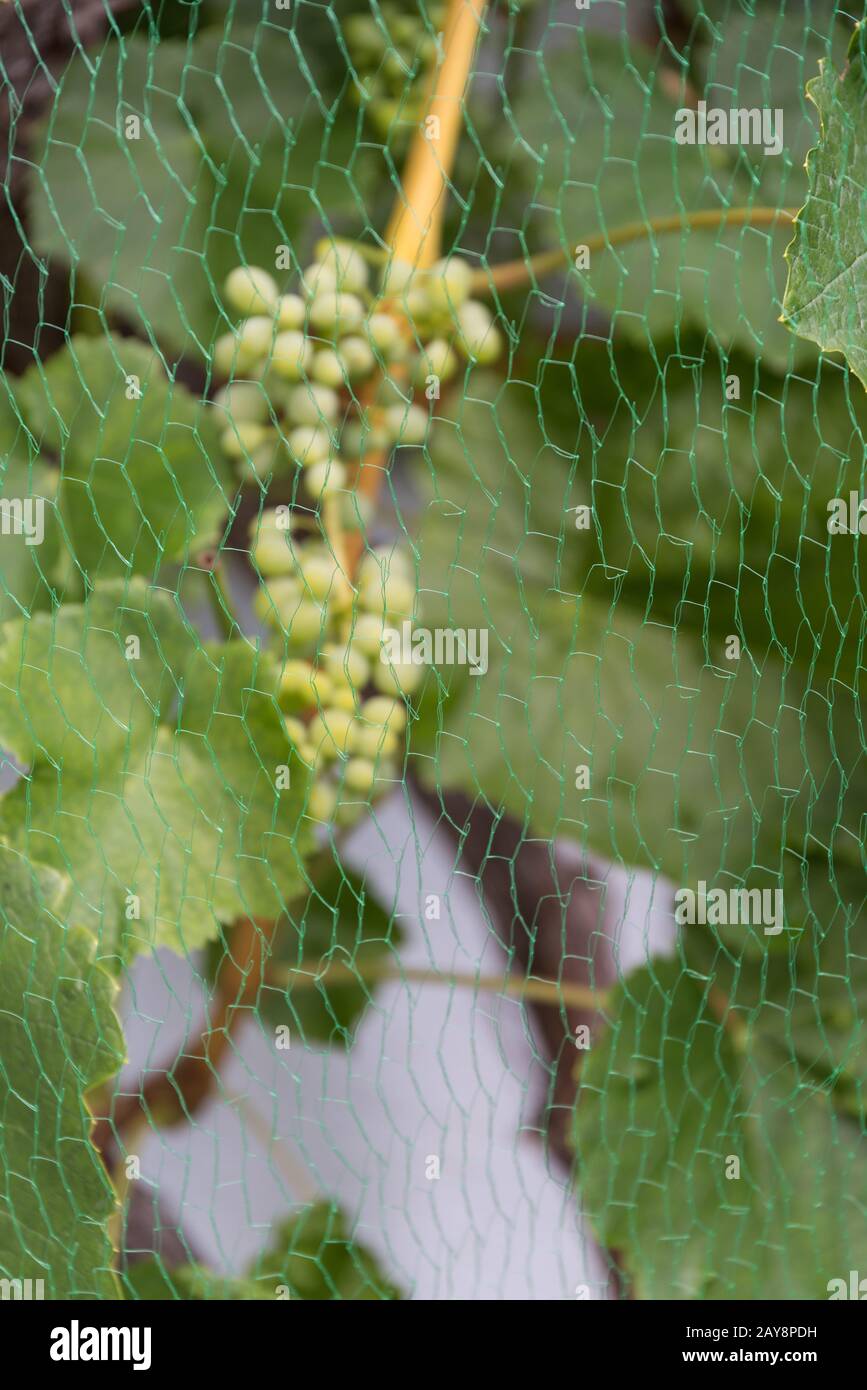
[
  {"x1": 238, "y1": 315, "x2": 275, "y2": 363},
  {"x1": 391, "y1": 15, "x2": 419, "y2": 44},
  {"x1": 252, "y1": 527, "x2": 297, "y2": 576},
  {"x1": 212, "y1": 332, "x2": 240, "y2": 377},
  {"x1": 413, "y1": 338, "x2": 458, "y2": 386},
  {"x1": 220, "y1": 421, "x2": 269, "y2": 460},
  {"x1": 374, "y1": 655, "x2": 424, "y2": 696},
  {"x1": 284, "y1": 715, "x2": 308, "y2": 746},
  {"x1": 379, "y1": 257, "x2": 415, "y2": 297},
  {"x1": 224, "y1": 265, "x2": 279, "y2": 317},
  {"x1": 311, "y1": 348, "x2": 346, "y2": 388},
  {"x1": 286, "y1": 384, "x2": 340, "y2": 426},
  {"x1": 382, "y1": 402, "x2": 429, "y2": 446},
  {"x1": 340, "y1": 420, "x2": 388, "y2": 459},
  {"x1": 309, "y1": 708, "x2": 354, "y2": 759},
  {"x1": 350, "y1": 723, "x2": 396, "y2": 759},
  {"x1": 361, "y1": 696, "x2": 407, "y2": 733},
  {"x1": 342, "y1": 757, "x2": 376, "y2": 794},
  {"x1": 301, "y1": 261, "x2": 339, "y2": 298},
  {"x1": 253, "y1": 577, "x2": 300, "y2": 627},
  {"x1": 279, "y1": 661, "x2": 316, "y2": 709},
  {"x1": 307, "y1": 780, "x2": 338, "y2": 823},
  {"x1": 349, "y1": 612, "x2": 386, "y2": 658},
  {"x1": 288, "y1": 424, "x2": 332, "y2": 467},
  {"x1": 344, "y1": 14, "x2": 383, "y2": 54},
  {"x1": 335, "y1": 798, "x2": 364, "y2": 828},
  {"x1": 271, "y1": 330, "x2": 314, "y2": 381},
  {"x1": 286, "y1": 598, "x2": 325, "y2": 647},
  {"x1": 213, "y1": 381, "x2": 269, "y2": 423},
  {"x1": 428, "y1": 256, "x2": 473, "y2": 309},
  {"x1": 456, "y1": 301, "x2": 503, "y2": 363},
  {"x1": 276, "y1": 293, "x2": 306, "y2": 329},
  {"x1": 328, "y1": 684, "x2": 358, "y2": 714},
  {"x1": 338, "y1": 336, "x2": 376, "y2": 379},
  {"x1": 309, "y1": 291, "x2": 365, "y2": 337},
  {"x1": 298, "y1": 550, "x2": 340, "y2": 600},
  {"x1": 309, "y1": 668, "x2": 335, "y2": 706},
  {"x1": 305, "y1": 459, "x2": 348, "y2": 498},
  {"x1": 322, "y1": 642, "x2": 370, "y2": 690},
  {"x1": 367, "y1": 312, "x2": 403, "y2": 358},
  {"x1": 314, "y1": 240, "x2": 370, "y2": 294},
  {"x1": 405, "y1": 285, "x2": 433, "y2": 324}
]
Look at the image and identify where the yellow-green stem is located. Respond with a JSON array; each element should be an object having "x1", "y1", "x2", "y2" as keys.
[{"x1": 273, "y1": 960, "x2": 607, "y2": 1012}]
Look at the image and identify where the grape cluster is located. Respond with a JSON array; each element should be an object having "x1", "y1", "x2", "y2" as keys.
[
  {"x1": 344, "y1": 5, "x2": 445, "y2": 137},
  {"x1": 213, "y1": 240, "x2": 502, "y2": 490},
  {"x1": 251, "y1": 508, "x2": 420, "y2": 827},
  {"x1": 213, "y1": 237, "x2": 502, "y2": 824}
]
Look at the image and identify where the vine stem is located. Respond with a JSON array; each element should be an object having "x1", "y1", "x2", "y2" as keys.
[
  {"x1": 471, "y1": 205, "x2": 800, "y2": 294},
  {"x1": 270, "y1": 960, "x2": 607, "y2": 1012}
]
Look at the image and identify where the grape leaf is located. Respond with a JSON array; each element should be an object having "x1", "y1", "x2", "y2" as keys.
[
  {"x1": 0, "y1": 580, "x2": 313, "y2": 961},
  {"x1": 413, "y1": 362, "x2": 866, "y2": 935},
  {"x1": 125, "y1": 1200, "x2": 400, "y2": 1300},
  {"x1": 12, "y1": 335, "x2": 230, "y2": 587},
  {"x1": 0, "y1": 380, "x2": 61, "y2": 619},
  {"x1": 0, "y1": 846, "x2": 124, "y2": 1298},
  {"x1": 782, "y1": 25, "x2": 867, "y2": 389},
  {"x1": 500, "y1": 20, "x2": 846, "y2": 368},
  {"x1": 259, "y1": 859, "x2": 402, "y2": 1046},
  {"x1": 573, "y1": 957, "x2": 867, "y2": 1299},
  {"x1": 26, "y1": 22, "x2": 382, "y2": 359}
]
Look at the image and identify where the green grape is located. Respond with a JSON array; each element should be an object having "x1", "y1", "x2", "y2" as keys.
[
  {"x1": 349, "y1": 723, "x2": 398, "y2": 759},
  {"x1": 287, "y1": 424, "x2": 332, "y2": 467},
  {"x1": 361, "y1": 695, "x2": 407, "y2": 732},
  {"x1": 301, "y1": 261, "x2": 339, "y2": 298},
  {"x1": 328, "y1": 683, "x2": 358, "y2": 713},
  {"x1": 271, "y1": 330, "x2": 314, "y2": 381},
  {"x1": 379, "y1": 256, "x2": 415, "y2": 297},
  {"x1": 212, "y1": 332, "x2": 241, "y2": 377},
  {"x1": 311, "y1": 347, "x2": 346, "y2": 388},
  {"x1": 278, "y1": 661, "x2": 316, "y2": 709},
  {"x1": 309, "y1": 291, "x2": 366, "y2": 337},
  {"x1": 253, "y1": 577, "x2": 299, "y2": 627},
  {"x1": 367, "y1": 312, "x2": 404, "y2": 358},
  {"x1": 427, "y1": 256, "x2": 473, "y2": 310},
  {"x1": 348, "y1": 611, "x2": 385, "y2": 658},
  {"x1": 286, "y1": 598, "x2": 326, "y2": 647},
  {"x1": 321, "y1": 642, "x2": 370, "y2": 690},
  {"x1": 373, "y1": 654, "x2": 424, "y2": 696},
  {"x1": 224, "y1": 265, "x2": 279, "y2": 317},
  {"x1": 335, "y1": 798, "x2": 365, "y2": 828},
  {"x1": 213, "y1": 381, "x2": 269, "y2": 423},
  {"x1": 276, "y1": 293, "x2": 306, "y2": 329},
  {"x1": 338, "y1": 336, "x2": 376, "y2": 379},
  {"x1": 413, "y1": 337, "x2": 458, "y2": 386},
  {"x1": 238, "y1": 315, "x2": 276, "y2": 363},
  {"x1": 283, "y1": 714, "x2": 308, "y2": 745},
  {"x1": 286, "y1": 384, "x2": 340, "y2": 426},
  {"x1": 340, "y1": 419, "x2": 388, "y2": 459},
  {"x1": 342, "y1": 757, "x2": 377, "y2": 794},
  {"x1": 220, "y1": 421, "x2": 269, "y2": 460},
  {"x1": 390, "y1": 15, "x2": 420, "y2": 45},
  {"x1": 309, "y1": 708, "x2": 354, "y2": 759},
  {"x1": 382, "y1": 402, "x2": 429, "y2": 445},
  {"x1": 456, "y1": 300, "x2": 503, "y2": 363},
  {"x1": 297, "y1": 549, "x2": 341, "y2": 600},
  {"x1": 251, "y1": 526, "x2": 297, "y2": 576},
  {"x1": 382, "y1": 49, "x2": 411, "y2": 85},
  {"x1": 307, "y1": 780, "x2": 339, "y2": 823},
  {"x1": 305, "y1": 458, "x2": 348, "y2": 498},
  {"x1": 313, "y1": 239, "x2": 370, "y2": 294}
]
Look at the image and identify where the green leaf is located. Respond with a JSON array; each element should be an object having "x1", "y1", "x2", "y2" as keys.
[
  {"x1": 26, "y1": 24, "x2": 382, "y2": 358},
  {"x1": 574, "y1": 957, "x2": 867, "y2": 1298},
  {"x1": 0, "y1": 580, "x2": 313, "y2": 961},
  {"x1": 125, "y1": 1201, "x2": 400, "y2": 1300},
  {"x1": 412, "y1": 360, "x2": 866, "y2": 934},
  {"x1": 260, "y1": 858, "x2": 402, "y2": 1045},
  {"x1": 13, "y1": 336, "x2": 230, "y2": 586},
  {"x1": 499, "y1": 21, "x2": 846, "y2": 368},
  {"x1": 0, "y1": 846, "x2": 124, "y2": 1298},
  {"x1": 782, "y1": 25, "x2": 867, "y2": 388}
]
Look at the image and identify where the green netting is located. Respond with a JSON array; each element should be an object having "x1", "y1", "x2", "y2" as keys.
[{"x1": 0, "y1": 0, "x2": 865, "y2": 1302}]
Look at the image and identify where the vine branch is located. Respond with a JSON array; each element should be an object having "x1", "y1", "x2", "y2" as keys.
[
  {"x1": 270, "y1": 960, "x2": 607, "y2": 1012},
  {"x1": 471, "y1": 205, "x2": 799, "y2": 294}
]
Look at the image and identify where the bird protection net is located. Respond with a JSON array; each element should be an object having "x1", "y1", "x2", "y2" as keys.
[{"x1": 0, "y1": 0, "x2": 865, "y2": 1303}]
